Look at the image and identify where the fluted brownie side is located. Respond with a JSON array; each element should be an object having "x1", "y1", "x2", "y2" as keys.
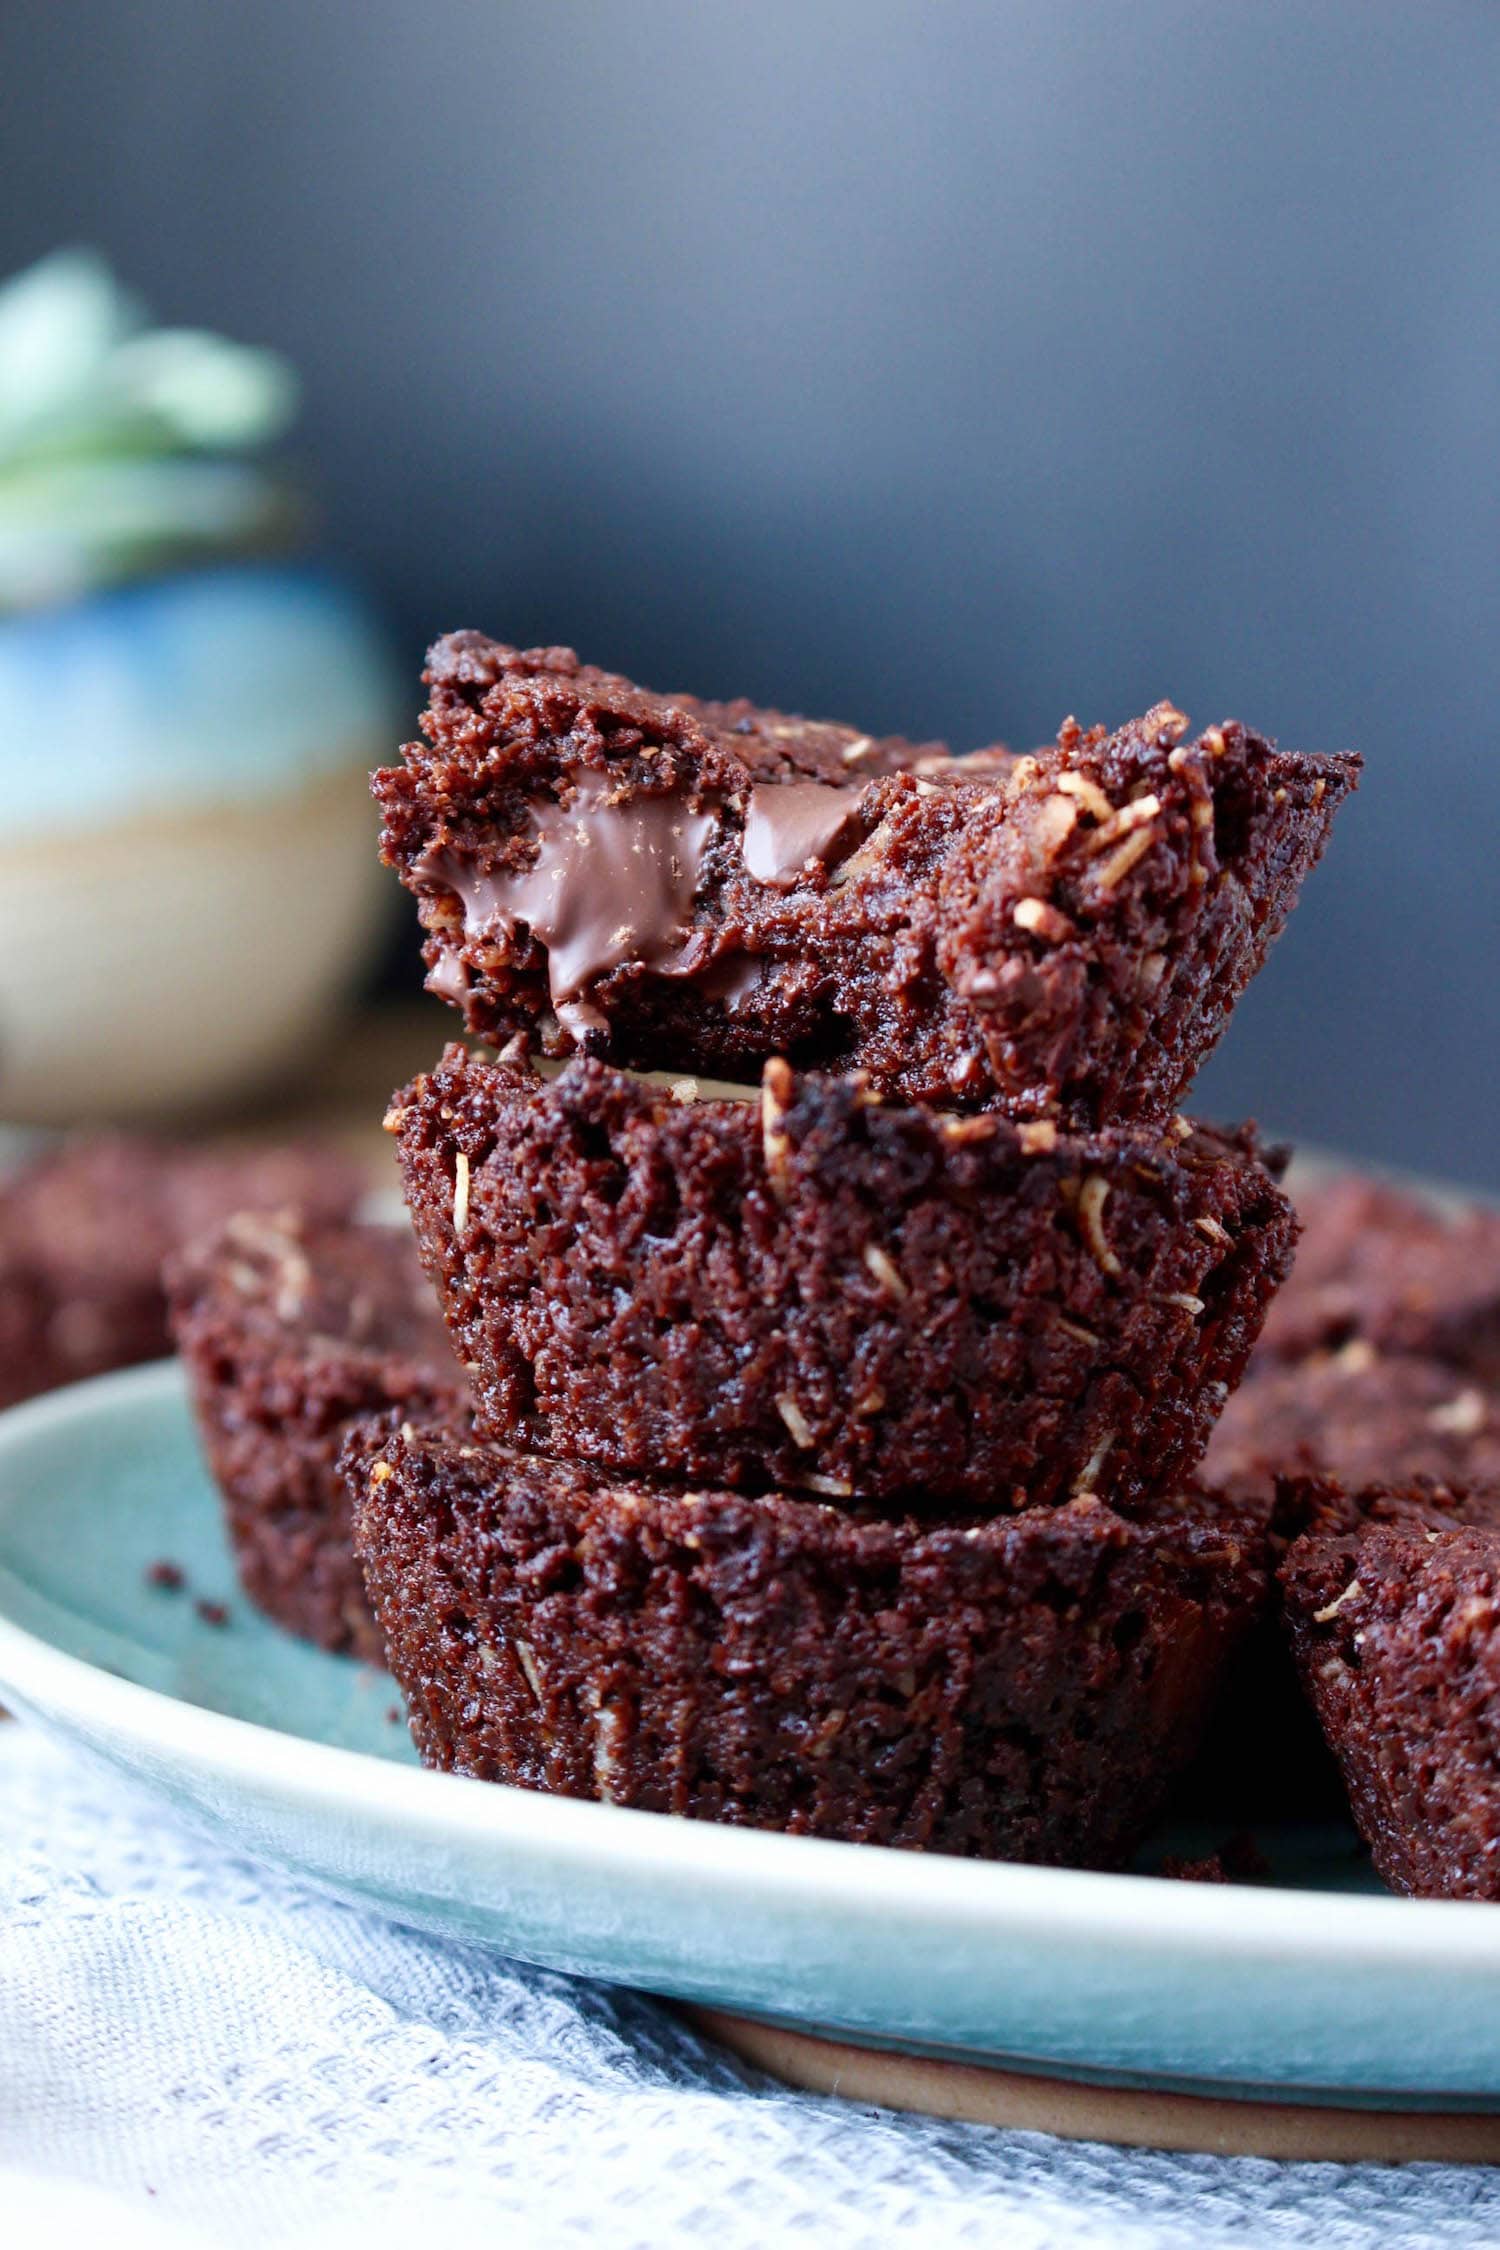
[
  {"x1": 349, "y1": 1421, "x2": 1270, "y2": 1866},
  {"x1": 1281, "y1": 1481, "x2": 1500, "y2": 1898},
  {"x1": 389, "y1": 1047, "x2": 1296, "y2": 1513}
]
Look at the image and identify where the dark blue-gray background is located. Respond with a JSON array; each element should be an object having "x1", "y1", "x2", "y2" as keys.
[{"x1": 4, "y1": 2, "x2": 1497, "y2": 1182}]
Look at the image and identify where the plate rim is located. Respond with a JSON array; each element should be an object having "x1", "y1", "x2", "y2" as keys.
[{"x1": 5, "y1": 1358, "x2": 1500, "y2": 1978}]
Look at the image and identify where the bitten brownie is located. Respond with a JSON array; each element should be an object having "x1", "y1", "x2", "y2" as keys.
[
  {"x1": 390, "y1": 1046, "x2": 1296, "y2": 1513},
  {"x1": 348, "y1": 1419, "x2": 1271, "y2": 1865},
  {"x1": 168, "y1": 1213, "x2": 466, "y2": 1657},
  {"x1": 373, "y1": 636, "x2": 1358, "y2": 1124},
  {"x1": 0, "y1": 1134, "x2": 361, "y2": 1412},
  {"x1": 1281, "y1": 1480, "x2": 1500, "y2": 1898},
  {"x1": 1256, "y1": 1174, "x2": 1500, "y2": 1378}
]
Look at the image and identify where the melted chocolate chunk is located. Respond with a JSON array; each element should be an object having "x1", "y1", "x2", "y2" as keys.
[
  {"x1": 418, "y1": 769, "x2": 718, "y2": 1022},
  {"x1": 740, "y1": 779, "x2": 866, "y2": 888}
]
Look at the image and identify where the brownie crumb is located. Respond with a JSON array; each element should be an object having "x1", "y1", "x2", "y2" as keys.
[
  {"x1": 194, "y1": 1599, "x2": 230, "y2": 1628},
  {"x1": 386, "y1": 1706, "x2": 402, "y2": 1725},
  {"x1": 1159, "y1": 1832, "x2": 1268, "y2": 1885},
  {"x1": 1159, "y1": 1852, "x2": 1231, "y2": 1883},
  {"x1": 145, "y1": 1559, "x2": 185, "y2": 1592}
]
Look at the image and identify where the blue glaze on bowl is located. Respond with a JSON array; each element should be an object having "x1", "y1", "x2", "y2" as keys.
[{"x1": 0, "y1": 564, "x2": 401, "y2": 839}]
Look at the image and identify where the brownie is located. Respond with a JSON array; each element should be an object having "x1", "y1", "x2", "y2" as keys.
[
  {"x1": 348, "y1": 1418, "x2": 1270, "y2": 1865},
  {"x1": 1188, "y1": 1351, "x2": 1500, "y2": 1826},
  {"x1": 390, "y1": 1045, "x2": 1295, "y2": 1512},
  {"x1": 168, "y1": 1213, "x2": 466, "y2": 1657},
  {"x1": 1281, "y1": 1480, "x2": 1500, "y2": 1897},
  {"x1": 373, "y1": 636, "x2": 1358, "y2": 1124},
  {"x1": 1203, "y1": 1343, "x2": 1500, "y2": 1497},
  {"x1": 1193, "y1": 1342, "x2": 1500, "y2": 1820},
  {"x1": 1257, "y1": 1174, "x2": 1500, "y2": 1377},
  {"x1": 0, "y1": 1134, "x2": 362, "y2": 1412}
]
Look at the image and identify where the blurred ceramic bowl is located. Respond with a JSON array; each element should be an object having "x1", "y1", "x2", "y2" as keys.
[{"x1": 0, "y1": 562, "x2": 399, "y2": 1121}]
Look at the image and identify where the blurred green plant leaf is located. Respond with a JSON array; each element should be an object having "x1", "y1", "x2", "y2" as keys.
[{"x1": 0, "y1": 248, "x2": 302, "y2": 608}]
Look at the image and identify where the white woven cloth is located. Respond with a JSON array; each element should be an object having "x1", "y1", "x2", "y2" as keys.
[{"x1": 5, "y1": 1725, "x2": 1500, "y2": 2250}]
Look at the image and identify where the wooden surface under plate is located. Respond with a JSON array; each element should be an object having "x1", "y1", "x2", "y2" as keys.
[{"x1": 694, "y1": 2009, "x2": 1500, "y2": 2164}]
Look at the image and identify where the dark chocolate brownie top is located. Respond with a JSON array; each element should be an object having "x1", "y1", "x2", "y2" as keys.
[
  {"x1": 375, "y1": 636, "x2": 1358, "y2": 1121},
  {"x1": 421, "y1": 633, "x2": 949, "y2": 786},
  {"x1": 167, "y1": 1209, "x2": 454, "y2": 1373},
  {"x1": 1259, "y1": 1174, "x2": 1500, "y2": 1375},
  {"x1": 1278, "y1": 1472, "x2": 1500, "y2": 1549},
  {"x1": 1203, "y1": 1344, "x2": 1500, "y2": 1498},
  {"x1": 4, "y1": 1134, "x2": 362, "y2": 1298}
]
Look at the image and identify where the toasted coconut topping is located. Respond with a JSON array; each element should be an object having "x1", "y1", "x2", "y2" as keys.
[
  {"x1": 776, "y1": 1394, "x2": 815, "y2": 1449},
  {"x1": 1144, "y1": 701, "x2": 1191, "y2": 745},
  {"x1": 1429, "y1": 1389, "x2": 1488, "y2": 1436},
  {"x1": 514, "y1": 1638, "x2": 545, "y2": 1704},
  {"x1": 1078, "y1": 1173, "x2": 1122, "y2": 1276},
  {"x1": 1313, "y1": 1578, "x2": 1363, "y2": 1626},
  {"x1": 862, "y1": 1243, "x2": 910, "y2": 1301},
  {"x1": 1087, "y1": 794, "x2": 1161, "y2": 852},
  {"x1": 1013, "y1": 896, "x2": 1076, "y2": 942},
  {"x1": 1073, "y1": 1433, "x2": 1113, "y2": 1494},
  {"x1": 1094, "y1": 824, "x2": 1159, "y2": 892},
  {"x1": 760, "y1": 1058, "x2": 794, "y2": 1203},
  {"x1": 1054, "y1": 769, "x2": 1114, "y2": 824}
]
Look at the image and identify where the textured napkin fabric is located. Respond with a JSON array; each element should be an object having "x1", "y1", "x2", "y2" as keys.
[{"x1": 5, "y1": 1726, "x2": 1500, "y2": 2250}]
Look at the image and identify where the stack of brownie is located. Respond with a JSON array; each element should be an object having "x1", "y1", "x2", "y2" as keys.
[
  {"x1": 277, "y1": 633, "x2": 1359, "y2": 1870},
  {"x1": 162, "y1": 635, "x2": 1374, "y2": 1864}
]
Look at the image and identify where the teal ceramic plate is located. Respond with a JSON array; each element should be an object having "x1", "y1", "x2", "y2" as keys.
[{"x1": 3, "y1": 1359, "x2": 1500, "y2": 2111}]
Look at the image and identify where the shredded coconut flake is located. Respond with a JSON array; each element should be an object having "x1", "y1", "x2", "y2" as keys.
[
  {"x1": 1313, "y1": 1578, "x2": 1363, "y2": 1625},
  {"x1": 1078, "y1": 1174, "x2": 1122, "y2": 1276},
  {"x1": 862, "y1": 1243, "x2": 910, "y2": 1301},
  {"x1": 776, "y1": 1394, "x2": 815, "y2": 1449}
]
